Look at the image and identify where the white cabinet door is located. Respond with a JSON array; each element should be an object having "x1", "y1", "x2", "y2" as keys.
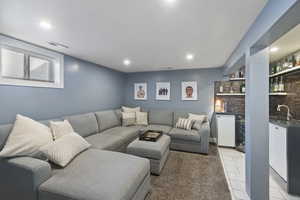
[
  {"x1": 217, "y1": 115, "x2": 235, "y2": 147},
  {"x1": 269, "y1": 123, "x2": 287, "y2": 181}
]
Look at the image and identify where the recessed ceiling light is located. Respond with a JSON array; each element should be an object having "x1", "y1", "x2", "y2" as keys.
[
  {"x1": 40, "y1": 21, "x2": 53, "y2": 30},
  {"x1": 165, "y1": 0, "x2": 176, "y2": 3},
  {"x1": 48, "y1": 41, "x2": 69, "y2": 49},
  {"x1": 186, "y1": 53, "x2": 194, "y2": 61},
  {"x1": 123, "y1": 59, "x2": 131, "y2": 66},
  {"x1": 270, "y1": 47, "x2": 279, "y2": 52}
]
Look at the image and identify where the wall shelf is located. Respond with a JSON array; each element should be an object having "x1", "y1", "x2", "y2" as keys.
[
  {"x1": 229, "y1": 78, "x2": 246, "y2": 81},
  {"x1": 216, "y1": 93, "x2": 245, "y2": 96},
  {"x1": 269, "y1": 92, "x2": 288, "y2": 96},
  {"x1": 216, "y1": 92, "x2": 288, "y2": 96},
  {"x1": 269, "y1": 66, "x2": 300, "y2": 78}
]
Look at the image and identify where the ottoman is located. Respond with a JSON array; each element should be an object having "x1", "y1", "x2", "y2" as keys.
[{"x1": 127, "y1": 135, "x2": 171, "y2": 175}]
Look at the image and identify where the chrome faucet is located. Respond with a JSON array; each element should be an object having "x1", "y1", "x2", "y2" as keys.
[{"x1": 277, "y1": 105, "x2": 293, "y2": 121}]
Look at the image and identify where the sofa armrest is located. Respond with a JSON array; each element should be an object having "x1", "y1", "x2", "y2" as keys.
[
  {"x1": 0, "y1": 157, "x2": 52, "y2": 200},
  {"x1": 198, "y1": 121, "x2": 210, "y2": 154}
]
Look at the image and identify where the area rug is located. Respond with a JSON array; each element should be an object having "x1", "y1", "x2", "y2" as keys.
[{"x1": 146, "y1": 145, "x2": 231, "y2": 200}]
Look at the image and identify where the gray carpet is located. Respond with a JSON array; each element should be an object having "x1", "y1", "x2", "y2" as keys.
[{"x1": 147, "y1": 145, "x2": 231, "y2": 200}]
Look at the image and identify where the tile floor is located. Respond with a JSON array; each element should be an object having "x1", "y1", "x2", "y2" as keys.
[{"x1": 218, "y1": 147, "x2": 300, "y2": 200}]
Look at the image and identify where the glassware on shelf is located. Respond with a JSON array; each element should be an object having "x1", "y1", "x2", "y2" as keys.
[{"x1": 279, "y1": 76, "x2": 285, "y2": 92}]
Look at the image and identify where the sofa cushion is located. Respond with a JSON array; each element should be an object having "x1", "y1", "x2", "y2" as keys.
[
  {"x1": 148, "y1": 110, "x2": 173, "y2": 126},
  {"x1": 65, "y1": 113, "x2": 99, "y2": 137},
  {"x1": 85, "y1": 126, "x2": 140, "y2": 151},
  {"x1": 169, "y1": 128, "x2": 201, "y2": 142},
  {"x1": 145, "y1": 125, "x2": 172, "y2": 134},
  {"x1": 49, "y1": 120, "x2": 74, "y2": 140},
  {"x1": 39, "y1": 149, "x2": 150, "y2": 200},
  {"x1": 173, "y1": 112, "x2": 189, "y2": 127},
  {"x1": 0, "y1": 124, "x2": 12, "y2": 150},
  {"x1": 95, "y1": 110, "x2": 121, "y2": 132}
]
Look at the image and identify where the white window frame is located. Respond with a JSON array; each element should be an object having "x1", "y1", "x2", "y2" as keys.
[{"x1": 0, "y1": 35, "x2": 64, "y2": 88}]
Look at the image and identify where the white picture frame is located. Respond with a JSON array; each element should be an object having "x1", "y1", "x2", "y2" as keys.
[
  {"x1": 156, "y1": 82, "x2": 170, "y2": 101},
  {"x1": 134, "y1": 83, "x2": 147, "y2": 100},
  {"x1": 181, "y1": 81, "x2": 198, "y2": 101}
]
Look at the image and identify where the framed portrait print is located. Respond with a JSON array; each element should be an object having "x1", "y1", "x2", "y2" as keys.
[
  {"x1": 156, "y1": 82, "x2": 170, "y2": 101},
  {"x1": 181, "y1": 81, "x2": 197, "y2": 101},
  {"x1": 134, "y1": 83, "x2": 147, "y2": 100}
]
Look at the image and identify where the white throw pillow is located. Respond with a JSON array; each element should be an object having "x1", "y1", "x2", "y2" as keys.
[
  {"x1": 40, "y1": 132, "x2": 91, "y2": 167},
  {"x1": 188, "y1": 113, "x2": 207, "y2": 122},
  {"x1": 50, "y1": 120, "x2": 74, "y2": 140},
  {"x1": 121, "y1": 106, "x2": 140, "y2": 113},
  {"x1": 175, "y1": 118, "x2": 194, "y2": 131},
  {"x1": 0, "y1": 114, "x2": 53, "y2": 158},
  {"x1": 121, "y1": 112, "x2": 136, "y2": 126},
  {"x1": 136, "y1": 111, "x2": 148, "y2": 126}
]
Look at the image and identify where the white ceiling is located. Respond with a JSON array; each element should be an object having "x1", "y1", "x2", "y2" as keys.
[
  {"x1": 270, "y1": 24, "x2": 300, "y2": 63},
  {"x1": 0, "y1": 0, "x2": 268, "y2": 72}
]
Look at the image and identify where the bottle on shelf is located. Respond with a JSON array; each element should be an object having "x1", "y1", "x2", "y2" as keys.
[
  {"x1": 270, "y1": 78, "x2": 274, "y2": 92},
  {"x1": 279, "y1": 76, "x2": 284, "y2": 92},
  {"x1": 219, "y1": 84, "x2": 223, "y2": 93},
  {"x1": 274, "y1": 77, "x2": 278, "y2": 92},
  {"x1": 276, "y1": 62, "x2": 282, "y2": 73},
  {"x1": 240, "y1": 82, "x2": 245, "y2": 93}
]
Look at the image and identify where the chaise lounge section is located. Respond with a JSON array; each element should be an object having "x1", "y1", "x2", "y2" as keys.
[{"x1": 0, "y1": 108, "x2": 210, "y2": 200}]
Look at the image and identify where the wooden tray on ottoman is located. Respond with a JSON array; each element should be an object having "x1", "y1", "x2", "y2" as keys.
[{"x1": 139, "y1": 130, "x2": 163, "y2": 142}]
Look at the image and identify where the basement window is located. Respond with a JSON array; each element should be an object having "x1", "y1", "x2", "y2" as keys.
[{"x1": 0, "y1": 35, "x2": 64, "y2": 88}]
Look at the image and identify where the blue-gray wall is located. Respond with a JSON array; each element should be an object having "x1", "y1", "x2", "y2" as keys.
[
  {"x1": 124, "y1": 68, "x2": 223, "y2": 117},
  {"x1": 0, "y1": 55, "x2": 125, "y2": 124},
  {"x1": 225, "y1": 0, "x2": 297, "y2": 73}
]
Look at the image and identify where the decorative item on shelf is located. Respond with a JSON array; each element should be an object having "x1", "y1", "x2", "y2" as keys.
[
  {"x1": 230, "y1": 82, "x2": 234, "y2": 93},
  {"x1": 239, "y1": 71, "x2": 244, "y2": 78},
  {"x1": 219, "y1": 84, "x2": 223, "y2": 93},
  {"x1": 230, "y1": 73, "x2": 235, "y2": 79}
]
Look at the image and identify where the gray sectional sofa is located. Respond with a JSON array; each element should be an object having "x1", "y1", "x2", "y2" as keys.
[{"x1": 0, "y1": 108, "x2": 210, "y2": 200}]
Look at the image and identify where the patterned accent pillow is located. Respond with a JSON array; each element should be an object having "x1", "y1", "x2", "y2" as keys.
[
  {"x1": 175, "y1": 118, "x2": 194, "y2": 130},
  {"x1": 40, "y1": 132, "x2": 91, "y2": 167},
  {"x1": 188, "y1": 113, "x2": 207, "y2": 130},
  {"x1": 50, "y1": 120, "x2": 74, "y2": 140},
  {"x1": 121, "y1": 106, "x2": 140, "y2": 113},
  {"x1": 136, "y1": 111, "x2": 148, "y2": 126},
  {"x1": 122, "y1": 112, "x2": 136, "y2": 126}
]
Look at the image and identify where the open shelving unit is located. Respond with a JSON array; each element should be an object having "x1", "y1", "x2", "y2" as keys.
[
  {"x1": 269, "y1": 66, "x2": 300, "y2": 78},
  {"x1": 216, "y1": 92, "x2": 288, "y2": 96}
]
